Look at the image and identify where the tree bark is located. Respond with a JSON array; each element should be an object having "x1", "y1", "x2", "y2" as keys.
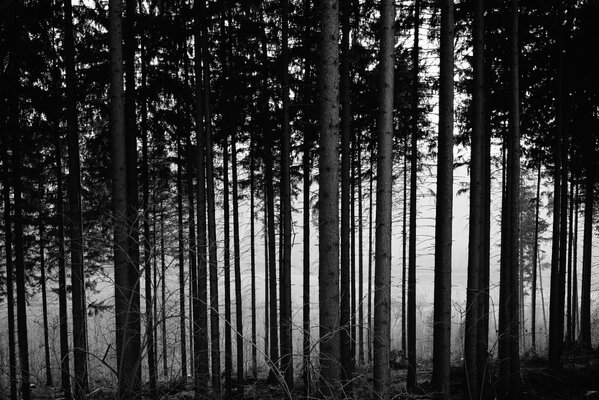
[
  {"x1": 280, "y1": 0, "x2": 294, "y2": 389},
  {"x1": 432, "y1": 1, "x2": 454, "y2": 397},
  {"x1": 580, "y1": 135, "x2": 594, "y2": 350},
  {"x1": 318, "y1": 0, "x2": 341, "y2": 396},
  {"x1": 373, "y1": 1, "x2": 394, "y2": 398},
  {"x1": 176, "y1": 138, "x2": 188, "y2": 380},
  {"x1": 498, "y1": 0, "x2": 521, "y2": 396},
  {"x1": 2, "y1": 104, "x2": 18, "y2": 400},
  {"x1": 109, "y1": 0, "x2": 141, "y2": 396},
  {"x1": 464, "y1": 0, "x2": 484, "y2": 396},
  {"x1": 64, "y1": 0, "x2": 89, "y2": 395},
  {"x1": 193, "y1": 1, "x2": 209, "y2": 394},
  {"x1": 407, "y1": 0, "x2": 420, "y2": 391},
  {"x1": 531, "y1": 165, "x2": 541, "y2": 352},
  {"x1": 340, "y1": 0, "x2": 352, "y2": 383},
  {"x1": 38, "y1": 188, "x2": 53, "y2": 387},
  {"x1": 53, "y1": 107, "x2": 72, "y2": 400},
  {"x1": 140, "y1": 30, "x2": 156, "y2": 394}
]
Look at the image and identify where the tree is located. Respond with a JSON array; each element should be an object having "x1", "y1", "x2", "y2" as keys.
[
  {"x1": 497, "y1": 0, "x2": 521, "y2": 396},
  {"x1": 64, "y1": 0, "x2": 89, "y2": 395},
  {"x1": 318, "y1": 0, "x2": 341, "y2": 396},
  {"x1": 109, "y1": 0, "x2": 141, "y2": 397},
  {"x1": 280, "y1": 0, "x2": 294, "y2": 390},
  {"x1": 432, "y1": 0, "x2": 454, "y2": 397},
  {"x1": 373, "y1": 0, "x2": 394, "y2": 398},
  {"x1": 340, "y1": 0, "x2": 353, "y2": 383},
  {"x1": 193, "y1": 0, "x2": 209, "y2": 395},
  {"x1": 407, "y1": 0, "x2": 420, "y2": 391}
]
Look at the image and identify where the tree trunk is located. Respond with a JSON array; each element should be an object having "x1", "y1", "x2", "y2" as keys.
[
  {"x1": 340, "y1": 0, "x2": 352, "y2": 383},
  {"x1": 302, "y1": 0, "x2": 313, "y2": 392},
  {"x1": 432, "y1": 1, "x2": 454, "y2": 397},
  {"x1": 54, "y1": 110, "x2": 72, "y2": 400},
  {"x1": 193, "y1": 1, "x2": 209, "y2": 393},
  {"x1": 318, "y1": 0, "x2": 341, "y2": 395},
  {"x1": 200, "y1": 0, "x2": 221, "y2": 393},
  {"x1": 264, "y1": 199, "x2": 270, "y2": 364},
  {"x1": 38, "y1": 188, "x2": 53, "y2": 387},
  {"x1": 280, "y1": 0, "x2": 293, "y2": 390},
  {"x1": 368, "y1": 155, "x2": 374, "y2": 364},
  {"x1": 402, "y1": 130, "x2": 408, "y2": 357},
  {"x1": 531, "y1": 165, "x2": 541, "y2": 352},
  {"x1": 566, "y1": 179, "x2": 574, "y2": 346},
  {"x1": 223, "y1": 132, "x2": 233, "y2": 396},
  {"x1": 8, "y1": 3, "x2": 32, "y2": 398},
  {"x1": 161, "y1": 207, "x2": 168, "y2": 378},
  {"x1": 465, "y1": 0, "x2": 483, "y2": 396},
  {"x1": 124, "y1": 0, "x2": 142, "y2": 390},
  {"x1": 572, "y1": 185, "x2": 579, "y2": 341},
  {"x1": 358, "y1": 132, "x2": 365, "y2": 366},
  {"x1": 109, "y1": 0, "x2": 141, "y2": 396},
  {"x1": 64, "y1": 0, "x2": 89, "y2": 394},
  {"x1": 407, "y1": 0, "x2": 420, "y2": 391},
  {"x1": 2, "y1": 107, "x2": 18, "y2": 400},
  {"x1": 373, "y1": 1, "x2": 394, "y2": 398},
  {"x1": 580, "y1": 137, "x2": 594, "y2": 350},
  {"x1": 549, "y1": 0, "x2": 567, "y2": 369},
  {"x1": 498, "y1": 0, "x2": 521, "y2": 396},
  {"x1": 232, "y1": 132, "x2": 244, "y2": 388},
  {"x1": 140, "y1": 32, "x2": 156, "y2": 394},
  {"x1": 176, "y1": 138, "x2": 188, "y2": 380}
]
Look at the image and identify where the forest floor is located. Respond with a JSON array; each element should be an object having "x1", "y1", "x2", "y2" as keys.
[{"x1": 28, "y1": 351, "x2": 599, "y2": 399}]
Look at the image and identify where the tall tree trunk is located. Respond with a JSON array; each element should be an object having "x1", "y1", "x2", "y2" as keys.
[
  {"x1": 572, "y1": 185, "x2": 579, "y2": 340},
  {"x1": 264, "y1": 198, "x2": 270, "y2": 364},
  {"x1": 373, "y1": 1, "x2": 394, "y2": 398},
  {"x1": 432, "y1": 1, "x2": 454, "y2": 397},
  {"x1": 549, "y1": 0, "x2": 567, "y2": 369},
  {"x1": 249, "y1": 132, "x2": 257, "y2": 378},
  {"x1": 124, "y1": 0, "x2": 142, "y2": 389},
  {"x1": 498, "y1": 0, "x2": 521, "y2": 396},
  {"x1": 318, "y1": 0, "x2": 341, "y2": 395},
  {"x1": 65, "y1": 0, "x2": 89, "y2": 395},
  {"x1": 301, "y1": 1, "x2": 313, "y2": 392},
  {"x1": 161, "y1": 207, "x2": 168, "y2": 377},
  {"x1": 140, "y1": 32, "x2": 156, "y2": 394},
  {"x1": 260, "y1": 19, "x2": 280, "y2": 381},
  {"x1": 407, "y1": 0, "x2": 421, "y2": 391},
  {"x1": 280, "y1": 0, "x2": 294, "y2": 389},
  {"x1": 302, "y1": 2, "x2": 314, "y2": 389},
  {"x1": 223, "y1": 133, "x2": 233, "y2": 396},
  {"x1": 358, "y1": 133, "x2": 364, "y2": 366},
  {"x1": 402, "y1": 131, "x2": 408, "y2": 357},
  {"x1": 350, "y1": 137, "x2": 357, "y2": 369},
  {"x1": 193, "y1": 1, "x2": 209, "y2": 393},
  {"x1": 232, "y1": 133, "x2": 244, "y2": 388},
  {"x1": 368, "y1": 155, "x2": 374, "y2": 364},
  {"x1": 531, "y1": 165, "x2": 541, "y2": 352},
  {"x1": 580, "y1": 136, "x2": 594, "y2": 350},
  {"x1": 109, "y1": 0, "x2": 141, "y2": 396},
  {"x1": 477, "y1": 17, "x2": 492, "y2": 395},
  {"x1": 465, "y1": 0, "x2": 484, "y2": 396},
  {"x1": 200, "y1": 0, "x2": 221, "y2": 393},
  {"x1": 340, "y1": 0, "x2": 352, "y2": 382},
  {"x1": 303, "y1": 121, "x2": 312, "y2": 395},
  {"x1": 2, "y1": 110, "x2": 18, "y2": 400},
  {"x1": 566, "y1": 178, "x2": 574, "y2": 346},
  {"x1": 54, "y1": 114, "x2": 71, "y2": 400},
  {"x1": 38, "y1": 188, "x2": 53, "y2": 387},
  {"x1": 8, "y1": 2, "x2": 31, "y2": 398},
  {"x1": 176, "y1": 138, "x2": 188, "y2": 380},
  {"x1": 186, "y1": 135, "x2": 198, "y2": 383}
]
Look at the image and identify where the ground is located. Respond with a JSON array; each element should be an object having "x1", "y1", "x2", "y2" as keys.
[{"x1": 26, "y1": 352, "x2": 599, "y2": 399}]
